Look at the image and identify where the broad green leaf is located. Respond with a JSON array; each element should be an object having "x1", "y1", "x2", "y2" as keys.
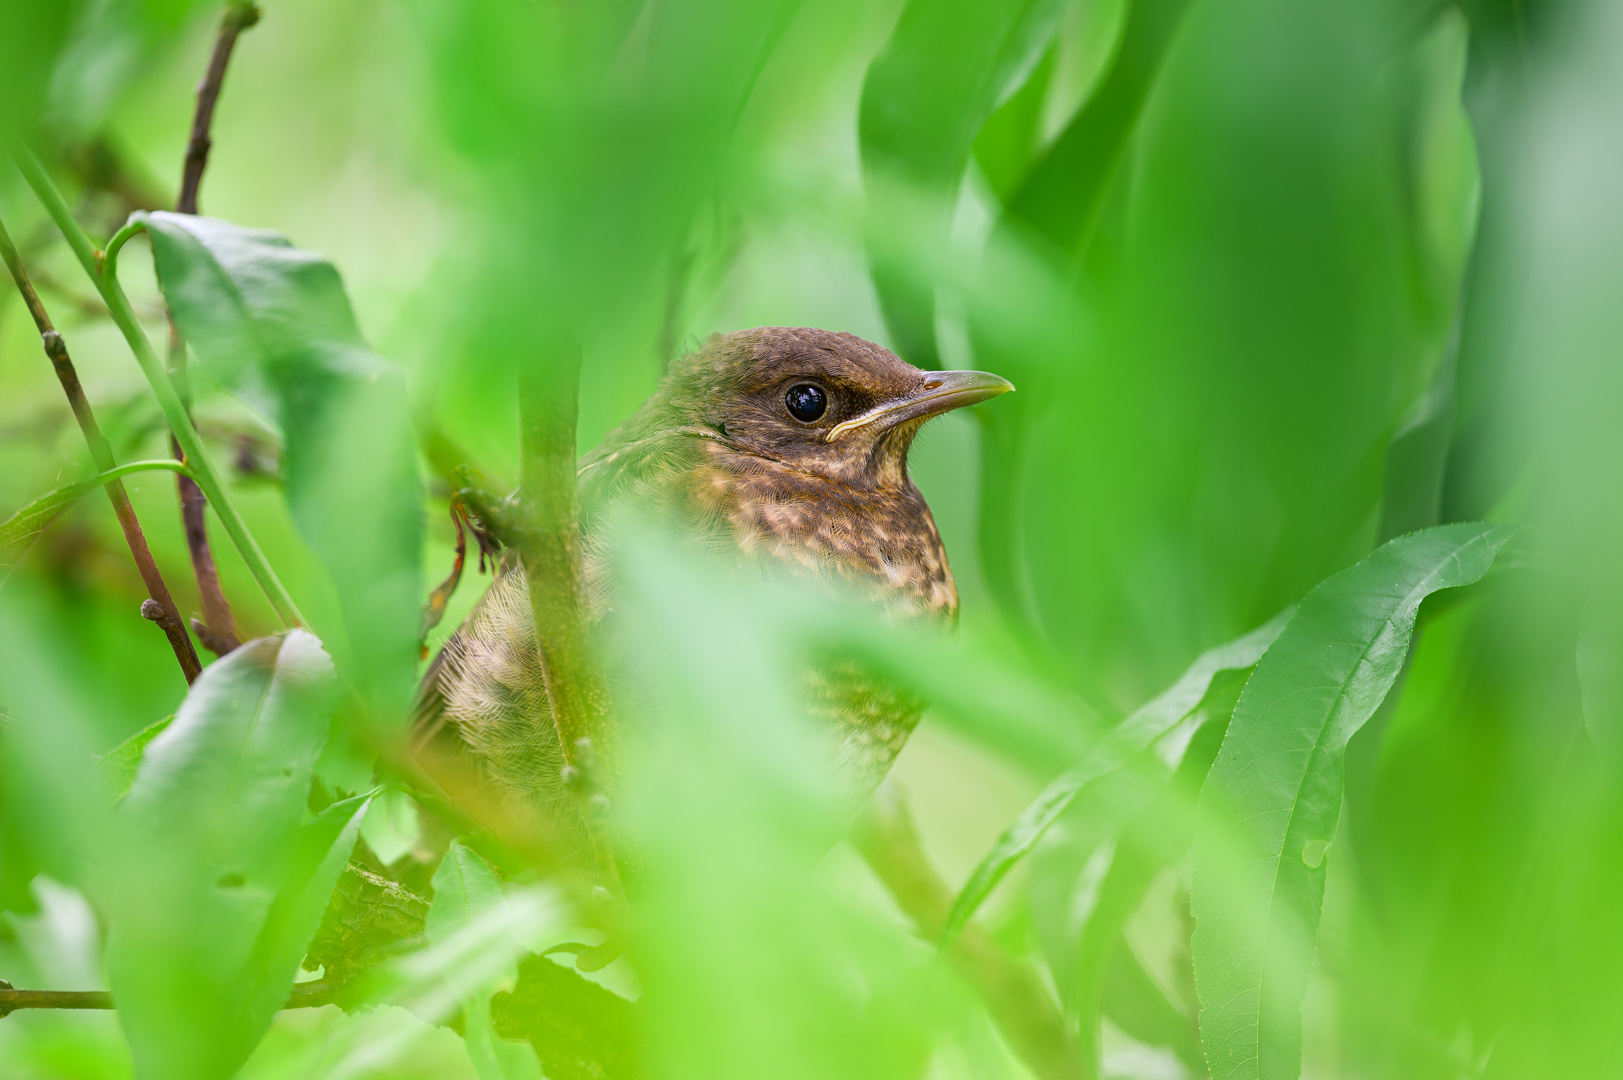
[
  {"x1": 142, "y1": 211, "x2": 423, "y2": 737},
  {"x1": 1192, "y1": 523, "x2": 1513, "y2": 1080},
  {"x1": 860, "y1": 0, "x2": 1063, "y2": 365},
  {"x1": 941, "y1": 608, "x2": 1293, "y2": 945},
  {"x1": 107, "y1": 630, "x2": 338, "y2": 1080}
]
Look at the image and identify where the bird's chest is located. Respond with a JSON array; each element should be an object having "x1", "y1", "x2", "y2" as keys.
[{"x1": 687, "y1": 456, "x2": 958, "y2": 618}]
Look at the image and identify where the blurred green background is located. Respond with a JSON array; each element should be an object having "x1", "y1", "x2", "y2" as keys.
[{"x1": 2, "y1": 0, "x2": 1621, "y2": 1076}]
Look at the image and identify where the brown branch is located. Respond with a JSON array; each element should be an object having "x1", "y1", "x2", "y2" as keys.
[
  {"x1": 852, "y1": 793, "x2": 1088, "y2": 1080},
  {"x1": 517, "y1": 351, "x2": 623, "y2": 894},
  {"x1": 0, "y1": 979, "x2": 335, "y2": 1019},
  {"x1": 0, "y1": 218, "x2": 202, "y2": 684},
  {"x1": 165, "y1": 1, "x2": 261, "y2": 657},
  {"x1": 178, "y1": 2, "x2": 261, "y2": 216}
]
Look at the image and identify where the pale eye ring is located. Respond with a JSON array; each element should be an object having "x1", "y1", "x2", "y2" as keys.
[{"x1": 784, "y1": 383, "x2": 827, "y2": 423}]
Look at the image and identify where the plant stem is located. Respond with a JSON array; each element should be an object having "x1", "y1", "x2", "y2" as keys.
[
  {"x1": 0, "y1": 215, "x2": 203, "y2": 684},
  {"x1": 853, "y1": 795, "x2": 1089, "y2": 1080},
  {"x1": 10, "y1": 144, "x2": 306, "y2": 630},
  {"x1": 179, "y1": 2, "x2": 261, "y2": 216},
  {"x1": 87, "y1": 459, "x2": 195, "y2": 484},
  {"x1": 517, "y1": 350, "x2": 623, "y2": 893},
  {"x1": 168, "y1": 1, "x2": 261, "y2": 655},
  {"x1": 0, "y1": 980, "x2": 334, "y2": 1018}
]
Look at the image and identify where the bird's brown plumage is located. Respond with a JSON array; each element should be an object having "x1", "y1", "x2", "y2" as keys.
[{"x1": 414, "y1": 327, "x2": 1011, "y2": 865}]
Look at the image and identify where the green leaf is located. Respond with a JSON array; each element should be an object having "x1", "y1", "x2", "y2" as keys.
[
  {"x1": 0, "y1": 459, "x2": 188, "y2": 588},
  {"x1": 429, "y1": 843, "x2": 549, "y2": 1080},
  {"x1": 1192, "y1": 523, "x2": 1514, "y2": 1080},
  {"x1": 107, "y1": 630, "x2": 339, "y2": 1080},
  {"x1": 941, "y1": 608, "x2": 1293, "y2": 945},
  {"x1": 238, "y1": 791, "x2": 372, "y2": 1024},
  {"x1": 1003, "y1": 0, "x2": 1198, "y2": 257},
  {"x1": 141, "y1": 211, "x2": 423, "y2": 735},
  {"x1": 97, "y1": 714, "x2": 174, "y2": 798},
  {"x1": 860, "y1": 0, "x2": 1063, "y2": 365},
  {"x1": 0, "y1": 477, "x2": 96, "y2": 586},
  {"x1": 427, "y1": 841, "x2": 505, "y2": 946}
]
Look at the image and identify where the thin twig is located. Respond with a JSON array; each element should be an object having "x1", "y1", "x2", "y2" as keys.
[
  {"x1": 517, "y1": 352, "x2": 623, "y2": 895},
  {"x1": 166, "y1": 0, "x2": 260, "y2": 656},
  {"x1": 178, "y1": 2, "x2": 261, "y2": 217},
  {"x1": 11, "y1": 145, "x2": 305, "y2": 629},
  {"x1": 852, "y1": 793, "x2": 1088, "y2": 1080},
  {"x1": 0, "y1": 979, "x2": 336, "y2": 1019},
  {"x1": 0, "y1": 217, "x2": 202, "y2": 684}
]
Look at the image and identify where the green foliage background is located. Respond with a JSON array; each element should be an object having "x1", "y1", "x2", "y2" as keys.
[{"x1": 1, "y1": 0, "x2": 1621, "y2": 1077}]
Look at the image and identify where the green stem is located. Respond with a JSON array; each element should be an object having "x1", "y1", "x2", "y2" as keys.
[
  {"x1": 10, "y1": 143, "x2": 305, "y2": 629},
  {"x1": 92, "y1": 458, "x2": 195, "y2": 485},
  {"x1": 101, "y1": 217, "x2": 147, "y2": 282}
]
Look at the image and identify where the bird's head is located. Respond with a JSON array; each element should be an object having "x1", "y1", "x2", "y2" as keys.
[{"x1": 657, "y1": 327, "x2": 1013, "y2": 489}]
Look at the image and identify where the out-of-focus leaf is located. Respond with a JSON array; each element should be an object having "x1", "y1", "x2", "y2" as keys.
[
  {"x1": 426, "y1": 841, "x2": 503, "y2": 946},
  {"x1": 0, "y1": 596, "x2": 119, "y2": 906},
  {"x1": 142, "y1": 211, "x2": 423, "y2": 737},
  {"x1": 1, "y1": 460, "x2": 196, "y2": 589},
  {"x1": 941, "y1": 608, "x2": 1292, "y2": 945},
  {"x1": 96, "y1": 713, "x2": 172, "y2": 798},
  {"x1": 239, "y1": 790, "x2": 372, "y2": 1022},
  {"x1": 428, "y1": 843, "x2": 551, "y2": 1080},
  {"x1": 0, "y1": 477, "x2": 98, "y2": 588},
  {"x1": 107, "y1": 630, "x2": 338, "y2": 1080},
  {"x1": 861, "y1": 0, "x2": 1064, "y2": 366},
  {"x1": 0, "y1": 1, "x2": 82, "y2": 133},
  {"x1": 47, "y1": 0, "x2": 217, "y2": 134},
  {"x1": 1073, "y1": 707, "x2": 1232, "y2": 1071},
  {"x1": 1004, "y1": 0, "x2": 1196, "y2": 256},
  {"x1": 491, "y1": 954, "x2": 638, "y2": 1080},
  {"x1": 1192, "y1": 523, "x2": 1513, "y2": 1080}
]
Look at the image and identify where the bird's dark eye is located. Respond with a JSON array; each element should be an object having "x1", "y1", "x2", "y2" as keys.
[{"x1": 784, "y1": 383, "x2": 827, "y2": 423}]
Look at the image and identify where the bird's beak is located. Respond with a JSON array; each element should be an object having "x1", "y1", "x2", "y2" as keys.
[{"x1": 825, "y1": 369, "x2": 1015, "y2": 443}]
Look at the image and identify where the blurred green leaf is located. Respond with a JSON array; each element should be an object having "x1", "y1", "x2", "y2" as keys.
[
  {"x1": 0, "y1": 459, "x2": 188, "y2": 588},
  {"x1": 239, "y1": 790, "x2": 372, "y2": 1020},
  {"x1": 428, "y1": 843, "x2": 550, "y2": 1080},
  {"x1": 942, "y1": 607, "x2": 1292, "y2": 945},
  {"x1": 0, "y1": 477, "x2": 98, "y2": 587},
  {"x1": 426, "y1": 841, "x2": 503, "y2": 947},
  {"x1": 107, "y1": 629, "x2": 340, "y2": 1080},
  {"x1": 1003, "y1": 0, "x2": 1195, "y2": 256},
  {"x1": 861, "y1": 0, "x2": 1063, "y2": 366},
  {"x1": 1192, "y1": 523, "x2": 1513, "y2": 1080},
  {"x1": 141, "y1": 211, "x2": 423, "y2": 736}
]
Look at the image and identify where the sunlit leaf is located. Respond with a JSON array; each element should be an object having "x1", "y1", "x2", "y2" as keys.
[{"x1": 1192, "y1": 523, "x2": 1513, "y2": 1080}]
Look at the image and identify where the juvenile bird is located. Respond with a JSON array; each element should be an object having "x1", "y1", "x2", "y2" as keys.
[{"x1": 414, "y1": 326, "x2": 1012, "y2": 865}]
